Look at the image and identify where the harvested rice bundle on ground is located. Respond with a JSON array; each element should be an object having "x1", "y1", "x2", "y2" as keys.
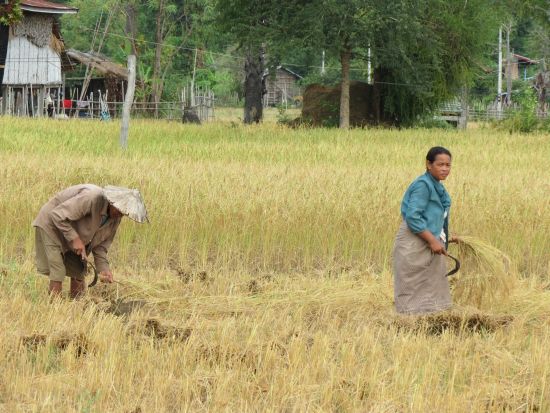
[
  {"x1": 450, "y1": 235, "x2": 516, "y2": 308},
  {"x1": 392, "y1": 308, "x2": 514, "y2": 335}
]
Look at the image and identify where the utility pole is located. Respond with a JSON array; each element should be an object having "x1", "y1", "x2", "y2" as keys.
[
  {"x1": 321, "y1": 50, "x2": 325, "y2": 75},
  {"x1": 120, "y1": 55, "x2": 136, "y2": 150},
  {"x1": 497, "y1": 25, "x2": 502, "y2": 112},
  {"x1": 367, "y1": 46, "x2": 372, "y2": 84},
  {"x1": 506, "y1": 23, "x2": 513, "y2": 106}
]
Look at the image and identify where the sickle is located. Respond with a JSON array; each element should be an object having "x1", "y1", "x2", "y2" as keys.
[
  {"x1": 446, "y1": 254, "x2": 461, "y2": 277},
  {"x1": 87, "y1": 260, "x2": 99, "y2": 287}
]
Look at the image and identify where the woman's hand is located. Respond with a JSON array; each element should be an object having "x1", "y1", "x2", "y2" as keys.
[
  {"x1": 417, "y1": 230, "x2": 448, "y2": 255},
  {"x1": 429, "y1": 239, "x2": 447, "y2": 255}
]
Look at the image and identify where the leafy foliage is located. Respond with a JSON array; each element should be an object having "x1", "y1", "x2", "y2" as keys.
[
  {"x1": 53, "y1": 0, "x2": 548, "y2": 124},
  {"x1": 499, "y1": 83, "x2": 542, "y2": 133},
  {"x1": 0, "y1": 0, "x2": 23, "y2": 26}
]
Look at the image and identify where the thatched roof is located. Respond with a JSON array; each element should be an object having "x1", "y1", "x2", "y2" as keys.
[{"x1": 66, "y1": 49, "x2": 128, "y2": 79}]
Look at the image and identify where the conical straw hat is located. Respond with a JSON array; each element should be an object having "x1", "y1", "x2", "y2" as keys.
[{"x1": 103, "y1": 186, "x2": 149, "y2": 223}]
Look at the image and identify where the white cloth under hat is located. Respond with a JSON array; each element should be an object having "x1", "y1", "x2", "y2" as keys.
[{"x1": 103, "y1": 186, "x2": 149, "y2": 223}]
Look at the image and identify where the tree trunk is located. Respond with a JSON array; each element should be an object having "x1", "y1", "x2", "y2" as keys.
[
  {"x1": 339, "y1": 44, "x2": 351, "y2": 129},
  {"x1": 243, "y1": 48, "x2": 265, "y2": 124},
  {"x1": 151, "y1": 0, "x2": 165, "y2": 118},
  {"x1": 372, "y1": 67, "x2": 382, "y2": 125},
  {"x1": 536, "y1": 71, "x2": 549, "y2": 116}
]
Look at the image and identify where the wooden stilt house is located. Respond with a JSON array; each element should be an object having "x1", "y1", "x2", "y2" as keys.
[{"x1": 0, "y1": 0, "x2": 77, "y2": 116}]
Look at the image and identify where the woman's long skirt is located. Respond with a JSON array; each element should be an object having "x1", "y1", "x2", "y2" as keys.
[{"x1": 393, "y1": 220, "x2": 452, "y2": 314}]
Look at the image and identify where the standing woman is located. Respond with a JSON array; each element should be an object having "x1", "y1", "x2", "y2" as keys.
[{"x1": 393, "y1": 147, "x2": 457, "y2": 314}]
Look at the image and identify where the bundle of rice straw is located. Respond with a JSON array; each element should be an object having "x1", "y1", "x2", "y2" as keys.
[{"x1": 450, "y1": 235, "x2": 516, "y2": 308}]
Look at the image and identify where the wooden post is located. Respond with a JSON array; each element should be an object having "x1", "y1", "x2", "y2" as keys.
[
  {"x1": 505, "y1": 23, "x2": 512, "y2": 106},
  {"x1": 6, "y1": 87, "x2": 10, "y2": 115},
  {"x1": 38, "y1": 87, "x2": 44, "y2": 118},
  {"x1": 211, "y1": 89, "x2": 215, "y2": 121},
  {"x1": 0, "y1": 86, "x2": 4, "y2": 115},
  {"x1": 9, "y1": 87, "x2": 13, "y2": 116},
  {"x1": 62, "y1": 73, "x2": 66, "y2": 108},
  {"x1": 120, "y1": 55, "x2": 136, "y2": 150},
  {"x1": 458, "y1": 86, "x2": 468, "y2": 130},
  {"x1": 497, "y1": 26, "x2": 502, "y2": 114},
  {"x1": 22, "y1": 87, "x2": 27, "y2": 116},
  {"x1": 191, "y1": 48, "x2": 197, "y2": 107},
  {"x1": 30, "y1": 84, "x2": 35, "y2": 117},
  {"x1": 339, "y1": 44, "x2": 352, "y2": 129},
  {"x1": 180, "y1": 87, "x2": 185, "y2": 122}
]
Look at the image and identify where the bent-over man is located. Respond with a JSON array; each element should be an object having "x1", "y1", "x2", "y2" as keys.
[{"x1": 33, "y1": 184, "x2": 148, "y2": 298}]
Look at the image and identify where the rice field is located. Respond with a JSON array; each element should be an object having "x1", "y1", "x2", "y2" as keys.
[{"x1": 0, "y1": 116, "x2": 549, "y2": 412}]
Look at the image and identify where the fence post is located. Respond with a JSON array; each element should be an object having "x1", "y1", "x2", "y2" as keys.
[{"x1": 120, "y1": 55, "x2": 136, "y2": 150}]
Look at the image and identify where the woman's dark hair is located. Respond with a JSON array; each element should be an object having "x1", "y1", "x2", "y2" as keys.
[{"x1": 426, "y1": 146, "x2": 452, "y2": 163}]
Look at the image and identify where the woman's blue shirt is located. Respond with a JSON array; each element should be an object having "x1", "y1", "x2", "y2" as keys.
[{"x1": 400, "y1": 171, "x2": 451, "y2": 239}]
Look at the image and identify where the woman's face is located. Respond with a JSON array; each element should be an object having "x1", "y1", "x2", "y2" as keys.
[{"x1": 426, "y1": 154, "x2": 451, "y2": 181}]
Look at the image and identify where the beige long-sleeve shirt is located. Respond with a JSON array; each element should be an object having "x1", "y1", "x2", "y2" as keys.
[{"x1": 32, "y1": 184, "x2": 121, "y2": 273}]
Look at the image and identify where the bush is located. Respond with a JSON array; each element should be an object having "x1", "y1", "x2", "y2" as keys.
[
  {"x1": 276, "y1": 105, "x2": 295, "y2": 125},
  {"x1": 414, "y1": 115, "x2": 454, "y2": 129},
  {"x1": 499, "y1": 84, "x2": 541, "y2": 133}
]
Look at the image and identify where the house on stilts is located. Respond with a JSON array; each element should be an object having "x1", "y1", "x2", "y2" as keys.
[{"x1": 0, "y1": 0, "x2": 77, "y2": 117}]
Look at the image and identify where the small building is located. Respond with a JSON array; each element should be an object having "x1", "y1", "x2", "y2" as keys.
[
  {"x1": 0, "y1": 0, "x2": 77, "y2": 116},
  {"x1": 263, "y1": 66, "x2": 302, "y2": 107},
  {"x1": 504, "y1": 53, "x2": 538, "y2": 81}
]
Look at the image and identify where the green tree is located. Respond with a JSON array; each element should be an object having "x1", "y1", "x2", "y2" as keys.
[
  {"x1": 217, "y1": 0, "x2": 502, "y2": 127},
  {"x1": 214, "y1": 0, "x2": 279, "y2": 123},
  {"x1": 62, "y1": 0, "x2": 212, "y2": 110},
  {"x1": 295, "y1": 0, "x2": 501, "y2": 126}
]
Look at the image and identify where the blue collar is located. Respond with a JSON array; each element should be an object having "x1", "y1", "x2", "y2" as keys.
[
  {"x1": 100, "y1": 215, "x2": 110, "y2": 227},
  {"x1": 424, "y1": 172, "x2": 451, "y2": 209}
]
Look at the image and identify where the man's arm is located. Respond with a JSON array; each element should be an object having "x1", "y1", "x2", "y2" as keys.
[{"x1": 92, "y1": 227, "x2": 118, "y2": 282}]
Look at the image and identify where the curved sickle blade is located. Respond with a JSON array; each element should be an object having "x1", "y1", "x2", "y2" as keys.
[
  {"x1": 87, "y1": 261, "x2": 99, "y2": 287},
  {"x1": 446, "y1": 254, "x2": 461, "y2": 277}
]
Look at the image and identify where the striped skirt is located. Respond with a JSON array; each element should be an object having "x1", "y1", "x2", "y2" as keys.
[{"x1": 392, "y1": 220, "x2": 452, "y2": 314}]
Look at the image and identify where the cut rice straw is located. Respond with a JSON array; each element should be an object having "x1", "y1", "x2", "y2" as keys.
[{"x1": 450, "y1": 235, "x2": 517, "y2": 308}]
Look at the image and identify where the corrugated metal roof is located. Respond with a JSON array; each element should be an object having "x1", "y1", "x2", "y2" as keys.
[
  {"x1": 20, "y1": 0, "x2": 78, "y2": 14},
  {"x1": 278, "y1": 66, "x2": 303, "y2": 80}
]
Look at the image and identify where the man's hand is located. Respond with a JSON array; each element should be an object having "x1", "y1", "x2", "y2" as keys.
[
  {"x1": 100, "y1": 270, "x2": 114, "y2": 283},
  {"x1": 71, "y1": 237, "x2": 86, "y2": 260}
]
